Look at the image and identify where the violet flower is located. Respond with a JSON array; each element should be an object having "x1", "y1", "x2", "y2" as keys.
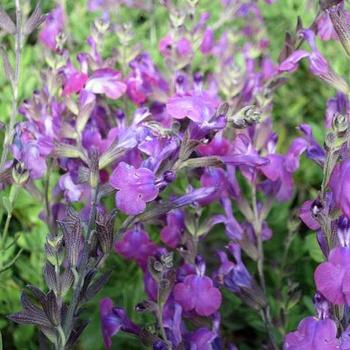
[
  {"x1": 160, "y1": 209, "x2": 185, "y2": 248},
  {"x1": 110, "y1": 161, "x2": 159, "y2": 215},
  {"x1": 185, "y1": 328, "x2": 219, "y2": 350},
  {"x1": 85, "y1": 69, "x2": 127, "y2": 100},
  {"x1": 114, "y1": 226, "x2": 158, "y2": 269},
  {"x1": 330, "y1": 160, "x2": 350, "y2": 218},
  {"x1": 39, "y1": 6, "x2": 64, "y2": 52},
  {"x1": 316, "y1": 12, "x2": 338, "y2": 41},
  {"x1": 284, "y1": 316, "x2": 339, "y2": 350},
  {"x1": 314, "y1": 247, "x2": 350, "y2": 305},
  {"x1": 173, "y1": 274, "x2": 222, "y2": 316},
  {"x1": 166, "y1": 92, "x2": 219, "y2": 123},
  {"x1": 100, "y1": 298, "x2": 140, "y2": 349}
]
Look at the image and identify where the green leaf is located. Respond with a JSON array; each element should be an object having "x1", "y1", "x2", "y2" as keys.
[{"x1": 305, "y1": 234, "x2": 324, "y2": 263}]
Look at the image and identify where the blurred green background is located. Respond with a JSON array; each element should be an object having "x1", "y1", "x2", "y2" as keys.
[{"x1": 0, "y1": 0, "x2": 347, "y2": 349}]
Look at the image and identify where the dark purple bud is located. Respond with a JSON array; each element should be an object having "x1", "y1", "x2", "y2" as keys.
[
  {"x1": 316, "y1": 229, "x2": 329, "y2": 258},
  {"x1": 311, "y1": 199, "x2": 323, "y2": 217},
  {"x1": 153, "y1": 340, "x2": 170, "y2": 350},
  {"x1": 163, "y1": 170, "x2": 176, "y2": 184},
  {"x1": 193, "y1": 72, "x2": 203, "y2": 84},
  {"x1": 135, "y1": 299, "x2": 158, "y2": 313},
  {"x1": 313, "y1": 292, "x2": 330, "y2": 319},
  {"x1": 116, "y1": 109, "x2": 125, "y2": 120},
  {"x1": 337, "y1": 216, "x2": 350, "y2": 247}
]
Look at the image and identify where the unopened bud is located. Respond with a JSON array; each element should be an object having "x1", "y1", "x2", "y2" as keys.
[
  {"x1": 12, "y1": 161, "x2": 29, "y2": 185},
  {"x1": 94, "y1": 18, "x2": 110, "y2": 34},
  {"x1": 332, "y1": 112, "x2": 348, "y2": 135}
]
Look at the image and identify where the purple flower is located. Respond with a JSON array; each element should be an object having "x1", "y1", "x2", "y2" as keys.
[
  {"x1": 160, "y1": 209, "x2": 185, "y2": 248},
  {"x1": 314, "y1": 247, "x2": 350, "y2": 305},
  {"x1": 302, "y1": 29, "x2": 350, "y2": 94},
  {"x1": 259, "y1": 138, "x2": 307, "y2": 201},
  {"x1": 62, "y1": 63, "x2": 88, "y2": 96},
  {"x1": 330, "y1": 160, "x2": 350, "y2": 218},
  {"x1": 126, "y1": 53, "x2": 168, "y2": 105},
  {"x1": 59, "y1": 173, "x2": 85, "y2": 202},
  {"x1": 298, "y1": 124, "x2": 326, "y2": 165},
  {"x1": 110, "y1": 162, "x2": 159, "y2": 215},
  {"x1": 159, "y1": 35, "x2": 193, "y2": 58},
  {"x1": 173, "y1": 274, "x2": 222, "y2": 316},
  {"x1": 219, "y1": 243, "x2": 252, "y2": 293},
  {"x1": 114, "y1": 227, "x2": 157, "y2": 268},
  {"x1": 186, "y1": 328, "x2": 218, "y2": 350},
  {"x1": 299, "y1": 200, "x2": 321, "y2": 230},
  {"x1": 100, "y1": 298, "x2": 139, "y2": 349},
  {"x1": 39, "y1": 6, "x2": 64, "y2": 51},
  {"x1": 284, "y1": 316, "x2": 339, "y2": 350},
  {"x1": 316, "y1": 12, "x2": 338, "y2": 41},
  {"x1": 278, "y1": 50, "x2": 309, "y2": 73},
  {"x1": 341, "y1": 325, "x2": 350, "y2": 350},
  {"x1": 166, "y1": 92, "x2": 218, "y2": 123},
  {"x1": 201, "y1": 28, "x2": 215, "y2": 54},
  {"x1": 85, "y1": 69, "x2": 127, "y2": 99}
]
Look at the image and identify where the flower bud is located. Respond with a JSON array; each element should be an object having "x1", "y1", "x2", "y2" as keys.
[
  {"x1": 12, "y1": 161, "x2": 29, "y2": 185},
  {"x1": 94, "y1": 18, "x2": 110, "y2": 34},
  {"x1": 332, "y1": 112, "x2": 348, "y2": 135}
]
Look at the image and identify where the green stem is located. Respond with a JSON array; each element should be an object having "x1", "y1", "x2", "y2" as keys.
[{"x1": 251, "y1": 186, "x2": 278, "y2": 350}]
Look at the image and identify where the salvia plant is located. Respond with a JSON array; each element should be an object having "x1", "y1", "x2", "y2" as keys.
[{"x1": 2, "y1": 0, "x2": 350, "y2": 349}]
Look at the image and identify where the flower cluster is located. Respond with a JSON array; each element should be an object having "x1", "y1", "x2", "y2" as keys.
[{"x1": 4, "y1": 0, "x2": 350, "y2": 349}]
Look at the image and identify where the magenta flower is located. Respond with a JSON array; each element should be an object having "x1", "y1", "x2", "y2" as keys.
[
  {"x1": 100, "y1": 298, "x2": 139, "y2": 349},
  {"x1": 284, "y1": 316, "x2": 339, "y2": 350},
  {"x1": 173, "y1": 274, "x2": 222, "y2": 316},
  {"x1": 330, "y1": 160, "x2": 350, "y2": 218},
  {"x1": 314, "y1": 247, "x2": 350, "y2": 305},
  {"x1": 39, "y1": 6, "x2": 64, "y2": 51},
  {"x1": 62, "y1": 62, "x2": 88, "y2": 96},
  {"x1": 110, "y1": 162, "x2": 159, "y2": 215},
  {"x1": 85, "y1": 69, "x2": 127, "y2": 100},
  {"x1": 114, "y1": 227, "x2": 157, "y2": 268}
]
